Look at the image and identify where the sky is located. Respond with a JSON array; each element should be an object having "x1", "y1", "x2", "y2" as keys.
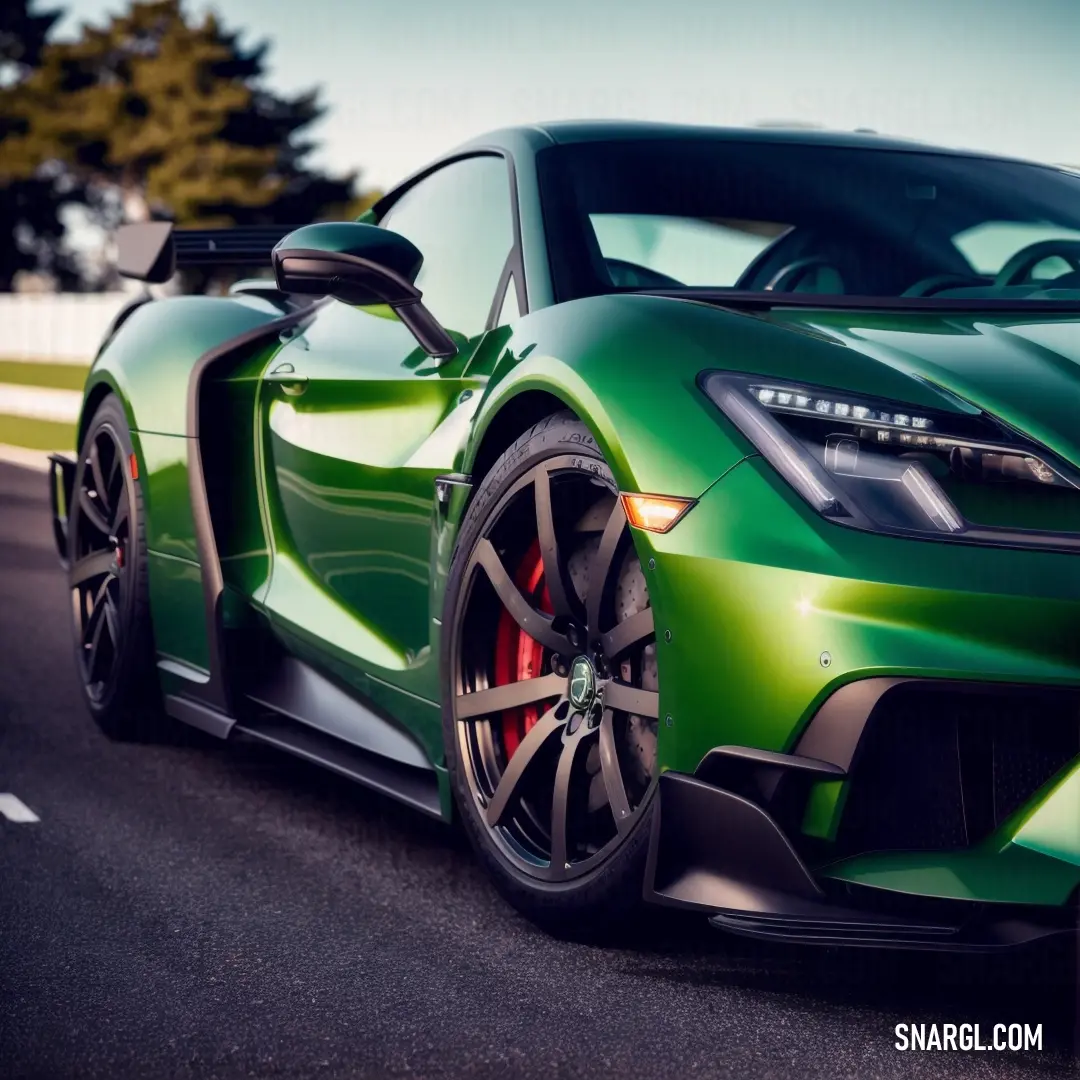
[{"x1": 55, "y1": 0, "x2": 1080, "y2": 195}]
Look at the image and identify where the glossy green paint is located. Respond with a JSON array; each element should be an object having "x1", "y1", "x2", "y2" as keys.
[
  {"x1": 1001, "y1": 756, "x2": 1080, "y2": 868},
  {"x1": 138, "y1": 432, "x2": 197, "y2": 561},
  {"x1": 642, "y1": 452, "x2": 1080, "y2": 773},
  {"x1": 87, "y1": 293, "x2": 287, "y2": 436},
  {"x1": 255, "y1": 300, "x2": 492, "y2": 761},
  {"x1": 138, "y1": 431, "x2": 212, "y2": 674},
  {"x1": 817, "y1": 844, "x2": 1080, "y2": 906},
  {"x1": 465, "y1": 296, "x2": 752, "y2": 499},
  {"x1": 147, "y1": 552, "x2": 212, "y2": 673},
  {"x1": 76, "y1": 124, "x2": 1080, "y2": 910}
]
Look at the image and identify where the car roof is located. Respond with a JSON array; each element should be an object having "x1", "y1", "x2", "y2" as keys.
[
  {"x1": 538, "y1": 120, "x2": 939, "y2": 153},
  {"x1": 373, "y1": 121, "x2": 1038, "y2": 220},
  {"x1": 451, "y1": 120, "x2": 1029, "y2": 162}
]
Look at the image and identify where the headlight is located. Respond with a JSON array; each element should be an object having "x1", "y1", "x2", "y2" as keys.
[{"x1": 701, "y1": 371, "x2": 1080, "y2": 552}]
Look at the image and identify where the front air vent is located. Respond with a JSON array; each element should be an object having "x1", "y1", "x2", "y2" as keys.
[{"x1": 835, "y1": 684, "x2": 1080, "y2": 857}]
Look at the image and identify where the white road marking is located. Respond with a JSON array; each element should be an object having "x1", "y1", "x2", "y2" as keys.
[
  {"x1": 0, "y1": 383, "x2": 82, "y2": 424},
  {"x1": 0, "y1": 794, "x2": 40, "y2": 823}
]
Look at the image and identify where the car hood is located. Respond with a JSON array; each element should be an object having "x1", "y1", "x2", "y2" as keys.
[{"x1": 755, "y1": 309, "x2": 1080, "y2": 467}]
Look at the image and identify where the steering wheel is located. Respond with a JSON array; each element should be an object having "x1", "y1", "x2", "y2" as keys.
[
  {"x1": 902, "y1": 274, "x2": 992, "y2": 297},
  {"x1": 764, "y1": 256, "x2": 841, "y2": 293},
  {"x1": 995, "y1": 239, "x2": 1080, "y2": 288}
]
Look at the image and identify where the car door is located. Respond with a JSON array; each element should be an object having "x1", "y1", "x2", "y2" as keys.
[{"x1": 258, "y1": 153, "x2": 521, "y2": 704}]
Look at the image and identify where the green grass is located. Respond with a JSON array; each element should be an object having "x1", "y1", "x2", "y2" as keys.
[
  {"x1": 0, "y1": 359, "x2": 90, "y2": 391},
  {"x1": 0, "y1": 413, "x2": 76, "y2": 451}
]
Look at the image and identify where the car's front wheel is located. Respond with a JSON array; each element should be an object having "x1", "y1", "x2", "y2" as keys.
[{"x1": 442, "y1": 413, "x2": 660, "y2": 937}]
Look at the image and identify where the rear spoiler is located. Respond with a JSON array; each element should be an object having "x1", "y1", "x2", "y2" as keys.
[{"x1": 115, "y1": 222, "x2": 301, "y2": 283}]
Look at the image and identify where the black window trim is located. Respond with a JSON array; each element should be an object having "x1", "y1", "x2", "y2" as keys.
[
  {"x1": 372, "y1": 148, "x2": 529, "y2": 332},
  {"x1": 486, "y1": 252, "x2": 516, "y2": 330}
]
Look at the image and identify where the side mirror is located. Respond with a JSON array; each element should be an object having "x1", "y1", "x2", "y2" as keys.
[{"x1": 272, "y1": 222, "x2": 457, "y2": 359}]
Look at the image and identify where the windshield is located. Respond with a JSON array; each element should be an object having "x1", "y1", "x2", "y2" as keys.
[{"x1": 537, "y1": 139, "x2": 1080, "y2": 308}]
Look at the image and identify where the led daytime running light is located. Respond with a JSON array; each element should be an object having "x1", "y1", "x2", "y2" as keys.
[{"x1": 752, "y1": 385, "x2": 933, "y2": 431}]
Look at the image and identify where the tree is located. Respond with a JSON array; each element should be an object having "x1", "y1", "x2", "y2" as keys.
[
  {"x1": 0, "y1": 1, "x2": 82, "y2": 291},
  {"x1": 0, "y1": 0, "x2": 57, "y2": 83},
  {"x1": 1, "y1": 0, "x2": 368, "y2": 275}
]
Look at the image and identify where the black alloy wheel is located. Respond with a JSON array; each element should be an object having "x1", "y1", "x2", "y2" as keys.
[
  {"x1": 71, "y1": 424, "x2": 129, "y2": 698},
  {"x1": 443, "y1": 413, "x2": 659, "y2": 934},
  {"x1": 68, "y1": 395, "x2": 162, "y2": 739}
]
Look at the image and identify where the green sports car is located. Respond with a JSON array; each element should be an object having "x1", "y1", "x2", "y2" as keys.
[{"x1": 50, "y1": 123, "x2": 1080, "y2": 949}]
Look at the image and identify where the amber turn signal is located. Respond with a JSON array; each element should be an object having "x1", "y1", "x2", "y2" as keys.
[{"x1": 620, "y1": 493, "x2": 694, "y2": 533}]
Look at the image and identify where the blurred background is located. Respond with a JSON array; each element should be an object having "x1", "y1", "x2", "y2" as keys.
[{"x1": 0, "y1": 0, "x2": 1078, "y2": 466}]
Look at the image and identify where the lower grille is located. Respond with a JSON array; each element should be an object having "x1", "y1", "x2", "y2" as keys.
[{"x1": 836, "y1": 684, "x2": 1080, "y2": 857}]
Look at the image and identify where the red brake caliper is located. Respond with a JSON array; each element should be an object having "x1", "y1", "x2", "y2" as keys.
[{"x1": 493, "y1": 538, "x2": 553, "y2": 757}]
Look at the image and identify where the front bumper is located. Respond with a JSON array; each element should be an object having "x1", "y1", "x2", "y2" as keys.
[
  {"x1": 642, "y1": 678, "x2": 1080, "y2": 950},
  {"x1": 644, "y1": 769, "x2": 1078, "y2": 951},
  {"x1": 630, "y1": 451, "x2": 1080, "y2": 947}
]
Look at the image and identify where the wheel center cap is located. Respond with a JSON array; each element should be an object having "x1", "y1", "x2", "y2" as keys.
[{"x1": 568, "y1": 655, "x2": 596, "y2": 712}]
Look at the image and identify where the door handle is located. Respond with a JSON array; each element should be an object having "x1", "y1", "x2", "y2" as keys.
[{"x1": 265, "y1": 363, "x2": 308, "y2": 396}]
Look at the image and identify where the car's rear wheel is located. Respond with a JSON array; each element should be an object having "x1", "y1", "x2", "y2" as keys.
[
  {"x1": 442, "y1": 413, "x2": 659, "y2": 937},
  {"x1": 68, "y1": 395, "x2": 164, "y2": 740}
]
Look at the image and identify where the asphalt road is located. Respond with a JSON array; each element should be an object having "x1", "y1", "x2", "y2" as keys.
[{"x1": 1, "y1": 460, "x2": 1076, "y2": 1080}]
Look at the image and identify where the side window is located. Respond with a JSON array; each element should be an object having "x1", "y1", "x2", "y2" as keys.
[{"x1": 380, "y1": 156, "x2": 514, "y2": 337}]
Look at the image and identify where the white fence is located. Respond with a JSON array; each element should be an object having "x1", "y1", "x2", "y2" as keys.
[{"x1": 0, "y1": 293, "x2": 133, "y2": 363}]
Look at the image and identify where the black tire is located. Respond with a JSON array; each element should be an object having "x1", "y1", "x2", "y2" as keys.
[
  {"x1": 67, "y1": 394, "x2": 165, "y2": 740},
  {"x1": 442, "y1": 412, "x2": 660, "y2": 939}
]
